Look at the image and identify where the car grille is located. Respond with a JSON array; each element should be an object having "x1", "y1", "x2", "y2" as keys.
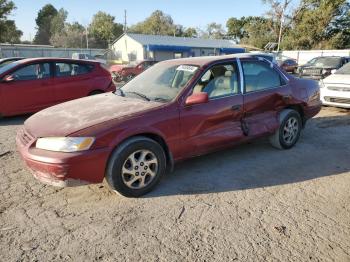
[
  {"x1": 302, "y1": 68, "x2": 322, "y2": 75},
  {"x1": 324, "y1": 96, "x2": 350, "y2": 104},
  {"x1": 18, "y1": 128, "x2": 35, "y2": 147},
  {"x1": 327, "y1": 86, "x2": 350, "y2": 92}
]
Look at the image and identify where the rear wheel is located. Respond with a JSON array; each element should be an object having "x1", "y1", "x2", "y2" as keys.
[
  {"x1": 269, "y1": 109, "x2": 302, "y2": 149},
  {"x1": 106, "y1": 137, "x2": 166, "y2": 197}
]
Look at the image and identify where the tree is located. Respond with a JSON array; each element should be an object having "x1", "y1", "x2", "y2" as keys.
[
  {"x1": 50, "y1": 8, "x2": 68, "y2": 37},
  {"x1": 129, "y1": 10, "x2": 176, "y2": 36},
  {"x1": 226, "y1": 17, "x2": 246, "y2": 41},
  {"x1": 51, "y1": 22, "x2": 85, "y2": 48},
  {"x1": 205, "y1": 22, "x2": 226, "y2": 39},
  {"x1": 282, "y1": 0, "x2": 350, "y2": 49},
  {"x1": 33, "y1": 4, "x2": 58, "y2": 44},
  {"x1": 240, "y1": 16, "x2": 276, "y2": 49},
  {"x1": 262, "y1": 0, "x2": 294, "y2": 50},
  {"x1": 183, "y1": 27, "x2": 198, "y2": 38},
  {"x1": 89, "y1": 11, "x2": 123, "y2": 48},
  {"x1": 0, "y1": 0, "x2": 22, "y2": 43}
]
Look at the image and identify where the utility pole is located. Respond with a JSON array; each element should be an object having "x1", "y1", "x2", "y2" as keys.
[
  {"x1": 124, "y1": 10, "x2": 127, "y2": 33},
  {"x1": 277, "y1": 6, "x2": 285, "y2": 52},
  {"x1": 85, "y1": 27, "x2": 89, "y2": 49}
]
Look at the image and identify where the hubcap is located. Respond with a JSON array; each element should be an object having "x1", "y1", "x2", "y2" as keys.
[
  {"x1": 121, "y1": 150, "x2": 158, "y2": 189},
  {"x1": 282, "y1": 117, "x2": 299, "y2": 144}
]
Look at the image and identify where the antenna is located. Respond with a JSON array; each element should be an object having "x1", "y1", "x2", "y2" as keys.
[{"x1": 124, "y1": 10, "x2": 127, "y2": 33}]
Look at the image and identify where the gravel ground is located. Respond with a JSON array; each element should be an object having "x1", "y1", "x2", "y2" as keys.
[{"x1": 0, "y1": 106, "x2": 349, "y2": 262}]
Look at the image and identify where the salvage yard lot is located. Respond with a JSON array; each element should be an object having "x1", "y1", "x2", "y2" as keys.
[{"x1": 0, "y1": 106, "x2": 349, "y2": 261}]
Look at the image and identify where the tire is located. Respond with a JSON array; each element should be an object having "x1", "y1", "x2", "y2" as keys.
[
  {"x1": 269, "y1": 109, "x2": 302, "y2": 150},
  {"x1": 124, "y1": 74, "x2": 135, "y2": 82},
  {"x1": 106, "y1": 136, "x2": 166, "y2": 197},
  {"x1": 89, "y1": 90, "x2": 104, "y2": 96}
]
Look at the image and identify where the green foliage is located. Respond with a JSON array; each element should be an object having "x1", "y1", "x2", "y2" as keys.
[
  {"x1": 88, "y1": 11, "x2": 123, "y2": 48},
  {"x1": 226, "y1": 16, "x2": 275, "y2": 48},
  {"x1": 51, "y1": 22, "x2": 85, "y2": 48},
  {"x1": 33, "y1": 4, "x2": 58, "y2": 44},
  {"x1": 183, "y1": 27, "x2": 198, "y2": 38},
  {"x1": 0, "y1": 0, "x2": 22, "y2": 43},
  {"x1": 205, "y1": 23, "x2": 226, "y2": 39},
  {"x1": 129, "y1": 10, "x2": 176, "y2": 35}
]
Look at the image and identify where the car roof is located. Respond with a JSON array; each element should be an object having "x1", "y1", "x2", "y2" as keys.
[
  {"x1": 16, "y1": 57, "x2": 99, "y2": 64},
  {"x1": 162, "y1": 53, "x2": 263, "y2": 67}
]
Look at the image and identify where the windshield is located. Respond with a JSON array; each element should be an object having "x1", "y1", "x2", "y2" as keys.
[
  {"x1": 308, "y1": 57, "x2": 342, "y2": 68},
  {"x1": 0, "y1": 61, "x2": 20, "y2": 75},
  {"x1": 121, "y1": 62, "x2": 199, "y2": 102},
  {"x1": 335, "y1": 63, "x2": 350, "y2": 75}
]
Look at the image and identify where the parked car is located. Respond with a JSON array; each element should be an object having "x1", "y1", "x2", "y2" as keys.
[
  {"x1": 320, "y1": 62, "x2": 350, "y2": 108},
  {"x1": 278, "y1": 59, "x2": 298, "y2": 73},
  {"x1": 109, "y1": 60, "x2": 158, "y2": 82},
  {"x1": 0, "y1": 57, "x2": 115, "y2": 117},
  {"x1": 16, "y1": 54, "x2": 321, "y2": 197},
  {"x1": 298, "y1": 56, "x2": 349, "y2": 80},
  {"x1": 71, "y1": 53, "x2": 95, "y2": 60},
  {"x1": 0, "y1": 57, "x2": 25, "y2": 68}
]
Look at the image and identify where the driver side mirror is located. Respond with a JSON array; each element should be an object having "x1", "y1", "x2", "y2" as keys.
[
  {"x1": 2, "y1": 75, "x2": 15, "y2": 83},
  {"x1": 185, "y1": 92, "x2": 209, "y2": 106}
]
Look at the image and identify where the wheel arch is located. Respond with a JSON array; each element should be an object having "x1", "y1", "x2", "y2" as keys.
[
  {"x1": 109, "y1": 132, "x2": 174, "y2": 174},
  {"x1": 285, "y1": 104, "x2": 305, "y2": 127}
]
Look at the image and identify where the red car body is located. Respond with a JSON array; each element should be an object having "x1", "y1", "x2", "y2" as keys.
[
  {"x1": 0, "y1": 58, "x2": 115, "y2": 117},
  {"x1": 16, "y1": 54, "x2": 321, "y2": 189},
  {"x1": 109, "y1": 60, "x2": 158, "y2": 82}
]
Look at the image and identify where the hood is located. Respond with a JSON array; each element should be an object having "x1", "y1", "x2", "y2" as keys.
[
  {"x1": 323, "y1": 73, "x2": 350, "y2": 84},
  {"x1": 25, "y1": 93, "x2": 162, "y2": 137}
]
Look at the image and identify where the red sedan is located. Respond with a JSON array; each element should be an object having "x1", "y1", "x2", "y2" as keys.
[
  {"x1": 0, "y1": 58, "x2": 115, "y2": 117},
  {"x1": 16, "y1": 54, "x2": 321, "y2": 197}
]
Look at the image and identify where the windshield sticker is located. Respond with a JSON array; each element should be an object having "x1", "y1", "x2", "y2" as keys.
[{"x1": 176, "y1": 65, "x2": 197, "y2": 72}]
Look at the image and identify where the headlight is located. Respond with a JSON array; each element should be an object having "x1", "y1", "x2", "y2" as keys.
[
  {"x1": 36, "y1": 137, "x2": 95, "y2": 152},
  {"x1": 319, "y1": 80, "x2": 325, "y2": 88}
]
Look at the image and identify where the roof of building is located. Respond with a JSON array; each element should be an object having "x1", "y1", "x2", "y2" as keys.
[{"x1": 114, "y1": 33, "x2": 240, "y2": 49}]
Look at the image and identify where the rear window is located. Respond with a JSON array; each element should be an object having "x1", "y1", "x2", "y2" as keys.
[{"x1": 55, "y1": 62, "x2": 94, "y2": 77}]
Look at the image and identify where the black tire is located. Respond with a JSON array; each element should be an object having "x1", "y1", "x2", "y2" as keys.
[
  {"x1": 89, "y1": 90, "x2": 104, "y2": 96},
  {"x1": 124, "y1": 74, "x2": 135, "y2": 82},
  {"x1": 106, "y1": 136, "x2": 166, "y2": 197},
  {"x1": 269, "y1": 109, "x2": 302, "y2": 150}
]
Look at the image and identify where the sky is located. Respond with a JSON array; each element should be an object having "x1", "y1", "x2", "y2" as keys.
[{"x1": 11, "y1": 0, "x2": 274, "y2": 41}]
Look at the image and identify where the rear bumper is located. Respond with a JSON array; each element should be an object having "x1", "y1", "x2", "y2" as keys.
[{"x1": 16, "y1": 130, "x2": 111, "y2": 187}]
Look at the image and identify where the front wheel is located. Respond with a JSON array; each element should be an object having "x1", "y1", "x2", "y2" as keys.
[
  {"x1": 269, "y1": 109, "x2": 302, "y2": 149},
  {"x1": 106, "y1": 137, "x2": 166, "y2": 197}
]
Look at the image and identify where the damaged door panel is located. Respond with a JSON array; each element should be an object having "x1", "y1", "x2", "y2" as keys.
[{"x1": 240, "y1": 59, "x2": 292, "y2": 137}]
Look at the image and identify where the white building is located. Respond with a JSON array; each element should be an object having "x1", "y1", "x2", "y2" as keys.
[{"x1": 110, "y1": 33, "x2": 245, "y2": 62}]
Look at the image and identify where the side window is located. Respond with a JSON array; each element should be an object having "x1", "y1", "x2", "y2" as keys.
[
  {"x1": 193, "y1": 63, "x2": 240, "y2": 99},
  {"x1": 55, "y1": 63, "x2": 93, "y2": 77},
  {"x1": 12, "y1": 63, "x2": 50, "y2": 81},
  {"x1": 242, "y1": 61, "x2": 284, "y2": 93}
]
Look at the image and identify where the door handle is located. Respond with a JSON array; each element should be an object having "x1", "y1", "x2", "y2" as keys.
[{"x1": 231, "y1": 105, "x2": 241, "y2": 111}]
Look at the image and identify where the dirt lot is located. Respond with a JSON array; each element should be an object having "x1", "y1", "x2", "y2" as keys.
[{"x1": 0, "y1": 106, "x2": 349, "y2": 262}]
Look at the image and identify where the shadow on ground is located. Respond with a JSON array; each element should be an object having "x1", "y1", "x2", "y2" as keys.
[
  {"x1": 146, "y1": 112, "x2": 350, "y2": 197},
  {"x1": 0, "y1": 115, "x2": 29, "y2": 126}
]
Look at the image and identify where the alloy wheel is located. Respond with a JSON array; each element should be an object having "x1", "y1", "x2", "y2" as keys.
[
  {"x1": 282, "y1": 116, "x2": 299, "y2": 145},
  {"x1": 121, "y1": 150, "x2": 158, "y2": 189}
]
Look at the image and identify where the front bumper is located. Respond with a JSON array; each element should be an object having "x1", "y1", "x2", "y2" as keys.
[
  {"x1": 320, "y1": 87, "x2": 350, "y2": 109},
  {"x1": 16, "y1": 129, "x2": 111, "y2": 187}
]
